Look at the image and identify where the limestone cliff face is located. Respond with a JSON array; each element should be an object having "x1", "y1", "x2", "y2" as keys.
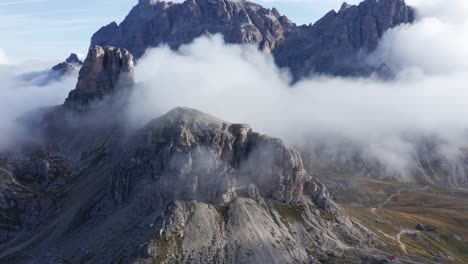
[
  {"x1": 65, "y1": 46, "x2": 134, "y2": 108},
  {"x1": 91, "y1": 0, "x2": 414, "y2": 80},
  {"x1": 91, "y1": 0, "x2": 294, "y2": 58},
  {"x1": 274, "y1": 0, "x2": 415, "y2": 80},
  {"x1": 112, "y1": 107, "x2": 308, "y2": 205}
]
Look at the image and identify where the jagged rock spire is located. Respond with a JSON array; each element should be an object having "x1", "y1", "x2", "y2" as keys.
[
  {"x1": 64, "y1": 46, "x2": 134, "y2": 109},
  {"x1": 65, "y1": 53, "x2": 83, "y2": 65}
]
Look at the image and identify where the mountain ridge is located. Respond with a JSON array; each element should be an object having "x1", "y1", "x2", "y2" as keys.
[
  {"x1": 92, "y1": 0, "x2": 295, "y2": 58},
  {"x1": 91, "y1": 0, "x2": 414, "y2": 80}
]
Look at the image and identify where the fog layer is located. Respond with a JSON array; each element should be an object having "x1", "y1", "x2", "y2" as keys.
[
  {"x1": 127, "y1": 0, "x2": 468, "y2": 183},
  {"x1": 1, "y1": 0, "x2": 467, "y2": 183},
  {"x1": 0, "y1": 64, "x2": 76, "y2": 150}
]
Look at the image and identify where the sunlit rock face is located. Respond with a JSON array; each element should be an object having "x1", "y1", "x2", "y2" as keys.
[
  {"x1": 274, "y1": 0, "x2": 415, "y2": 80},
  {"x1": 91, "y1": 0, "x2": 414, "y2": 80},
  {"x1": 91, "y1": 0, "x2": 295, "y2": 58},
  {"x1": 65, "y1": 45, "x2": 134, "y2": 109}
]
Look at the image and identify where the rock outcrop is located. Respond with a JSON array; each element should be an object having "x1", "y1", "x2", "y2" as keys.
[
  {"x1": 64, "y1": 46, "x2": 134, "y2": 109},
  {"x1": 91, "y1": 0, "x2": 295, "y2": 58},
  {"x1": 49, "y1": 53, "x2": 83, "y2": 78},
  {"x1": 90, "y1": 0, "x2": 415, "y2": 80},
  {"x1": 112, "y1": 107, "x2": 309, "y2": 205},
  {"x1": 274, "y1": 0, "x2": 415, "y2": 80},
  {"x1": 20, "y1": 53, "x2": 83, "y2": 86}
]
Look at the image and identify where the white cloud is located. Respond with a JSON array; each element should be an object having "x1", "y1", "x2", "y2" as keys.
[
  {"x1": 0, "y1": 0, "x2": 47, "y2": 6},
  {"x1": 0, "y1": 64, "x2": 77, "y2": 150},
  {"x1": 0, "y1": 49, "x2": 9, "y2": 65},
  {"x1": 1, "y1": 0, "x2": 467, "y2": 184},
  {"x1": 370, "y1": 0, "x2": 468, "y2": 76},
  {"x1": 125, "y1": 0, "x2": 468, "y2": 183}
]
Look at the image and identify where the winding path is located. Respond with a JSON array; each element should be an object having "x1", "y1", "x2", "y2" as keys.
[
  {"x1": 371, "y1": 189, "x2": 405, "y2": 213},
  {"x1": 370, "y1": 187, "x2": 427, "y2": 254}
]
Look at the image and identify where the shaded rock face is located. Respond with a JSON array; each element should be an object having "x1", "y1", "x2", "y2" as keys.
[
  {"x1": 0, "y1": 107, "x2": 377, "y2": 264},
  {"x1": 50, "y1": 53, "x2": 83, "y2": 77},
  {"x1": 112, "y1": 107, "x2": 308, "y2": 205},
  {"x1": 64, "y1": 53, "x2": 83, "y2": 65},
  {"x1": 39, "y1": 53, "x2": 83, "y2": 85},
  {"x1": 21, "y1": 53, "x2": 83, "y2": 86},
  {"x1": 91, "y1": 0, "x2": 295, "y2": 58},
  {"x1": 64, "y1": 46, "x2": 134, "y2": 108},
  {"x1": 91, "y1": 0, "x2": 414, "y2": 80},
  {"x1": 274, "y1": 0, "x2": 415, "y2": 80}
]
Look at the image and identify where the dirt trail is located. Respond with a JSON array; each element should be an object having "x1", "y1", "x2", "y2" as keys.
[
  {"x1": 370, "y1": 188, "x2": 406, "y2": 224},
  {"x1": 371, "y1": 189, "x2": 404, "y2": 212},
  {"x1": 370, "y1": 188, "x2": 426, "y2": 254},
  {"x1": 396, "y1": 229, "x2": 419, "y2": 254},
  {"x1": 371, "y1": 185, "x2": 429, "y2": 215}
]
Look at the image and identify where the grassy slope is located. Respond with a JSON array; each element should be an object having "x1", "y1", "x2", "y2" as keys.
[{"x1": 327, "y1": 175, "x2": 468, "y2": 263}]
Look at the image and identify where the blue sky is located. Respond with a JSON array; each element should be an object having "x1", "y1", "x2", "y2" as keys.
[{"x1": 0, "y1": 0, "x2": 359, "y2": 62}]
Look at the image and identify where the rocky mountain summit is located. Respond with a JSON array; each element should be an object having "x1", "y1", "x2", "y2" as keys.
[
  {"x1": 275, "y1": 0, "x2": 415, "y2": 80},
  {"x1": 64, "y1": 46, "x2": 134, "y2": 109},
  {"x1": 91, "y1": 0, "x2": 414, "y2": 80},
  {"x1": 92, "y1": 0, "x2": 295, "y2": 58},
  {"x1": 48, "y1": 53, "x2": 83, "y2": 80},
  {"x1": 20, "y1": 53, "x2": 83, "y2": 85}
]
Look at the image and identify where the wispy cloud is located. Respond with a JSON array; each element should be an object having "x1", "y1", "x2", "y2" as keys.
[
  {"x1": 0, "y1": 49, "x2": 9, "y2": 64},
  {"x1": 0, "y1": 0, "x2": 47, "y2": 6}
]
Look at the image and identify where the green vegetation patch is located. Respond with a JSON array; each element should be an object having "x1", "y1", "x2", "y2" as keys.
[
  {"x1": 152, "y1": 234, "x2": 184, "y2": 264},
  {"x1": 271, "y1": 200, "x2": 305, "y2": 224}
]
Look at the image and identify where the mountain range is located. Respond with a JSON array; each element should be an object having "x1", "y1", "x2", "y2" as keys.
[
  {"x1": 91, "y1": 0, "x2": 414, "y2": 81},
  {"x1": 1, "y1": 0, "x2": 466, "y2": 263}
]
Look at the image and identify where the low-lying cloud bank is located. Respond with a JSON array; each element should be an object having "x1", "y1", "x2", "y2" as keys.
[
  {"x1": 0, "y1": 62, "x2": 76, "y2": 150},
  {"x1": 127, "y1": 0, "x2": 468, "y2": 184},
  {"x1": 0, "y1": 49, "x2": 9, "y2": 65}
]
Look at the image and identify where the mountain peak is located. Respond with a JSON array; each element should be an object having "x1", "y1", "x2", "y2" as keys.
[
  {"x1": 156, "y1": 107, "x2": 226, "y2": 126},
  {"x1": 64, "y1": 46, "x2": 134, "y2": 109},
  {"x1": 274, "y1": 0, "x2": 415, "y2": 80},
  {"x1": 91, "y1": 0, "x2": 294, "y2": 58},
  {"x1": 45, "y1": 53, "x2": 83, "y2": 84},
  {"x1": 65, "y1": 53, "x2": 83, "y2": 65},
  {"x1": 138, "y1": 0, "x2": 173, "y2": 6},
  {"x1": 340, "y1": 2, "x2": 352, "y2": 11}
]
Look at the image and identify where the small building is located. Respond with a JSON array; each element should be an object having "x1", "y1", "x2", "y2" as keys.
[
  {"x1": 387, "y1": 255, "x2": 398, "y2": 263},
  {"x1": 415, "y1": 224, "x2": 425, "y2": 231}
]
